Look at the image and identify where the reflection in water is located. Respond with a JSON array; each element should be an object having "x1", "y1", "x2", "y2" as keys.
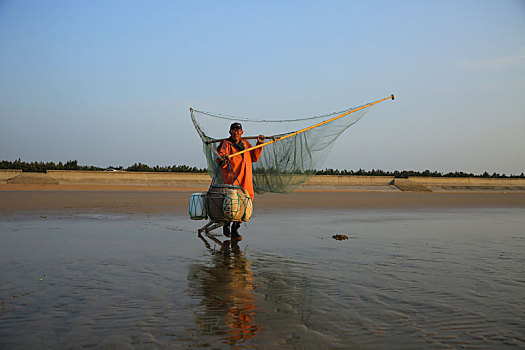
[{"x1": 188, "y1": 233, "x2": 261, "y2": 346}]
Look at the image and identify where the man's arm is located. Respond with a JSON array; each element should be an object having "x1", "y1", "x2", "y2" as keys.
[
  {"x1": 251, "y1": 135, "x2": 265, "y2": 162},
  {"x1": 216, "y1": 141, "x2": 232, "y2": 168}
]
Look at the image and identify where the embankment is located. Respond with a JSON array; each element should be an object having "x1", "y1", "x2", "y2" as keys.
[
  {"x1": 0, "y1": 170, "x2": 524, "y2": 192},
  {"x1": 0, "y1": 169, "x2": 22, "y2": 181}
]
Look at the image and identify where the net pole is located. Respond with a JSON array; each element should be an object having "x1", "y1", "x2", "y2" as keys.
[
  {"x1": 226, "y1": 94, "x2": 395, "y2": 159},
  {"x1": 205, "y1": 136, "x2": 276, "y2": 145}
]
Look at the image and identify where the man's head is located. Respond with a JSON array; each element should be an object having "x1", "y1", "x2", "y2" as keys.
[{"x1": 229, "y1": 122, "x2": 243, "y2": 142}]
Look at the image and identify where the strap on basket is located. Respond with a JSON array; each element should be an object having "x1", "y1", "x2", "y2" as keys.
[{"x1": 209, "y1": 157, "x2": 243, "y2": 191}]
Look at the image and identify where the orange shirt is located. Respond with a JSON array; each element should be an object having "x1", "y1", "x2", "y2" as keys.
[{"x1": 217, "y1": 139, "x2": 263, "y2": 199}]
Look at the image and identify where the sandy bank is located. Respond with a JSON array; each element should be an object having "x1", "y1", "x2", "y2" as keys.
[
  {"x1": 1, "y1": 191, "x2": 524, "y2": 215},
  {"x1": 1, "y1": 170, "x2": 525, "y2": 193}
]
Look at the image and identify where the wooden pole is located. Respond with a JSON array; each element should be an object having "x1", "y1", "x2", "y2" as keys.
[
  {"x1": 205, "y1": 136, "x2": 276, "y2": 145},
  {"x1": 226, "y1": 94, "x2": 395, "y2": 159}
]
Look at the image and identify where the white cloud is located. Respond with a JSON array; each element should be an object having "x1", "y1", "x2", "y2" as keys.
[
  {"x1": 456, "y1": 48, "x2": 525, "y2": 71},
  {"x1": 486, "y1": 76, "x2": 525, "y2": 91}
]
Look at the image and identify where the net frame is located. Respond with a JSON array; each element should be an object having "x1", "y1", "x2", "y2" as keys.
[{"x1": 191, "y1": 95, "x2": 394, "y2": 194}]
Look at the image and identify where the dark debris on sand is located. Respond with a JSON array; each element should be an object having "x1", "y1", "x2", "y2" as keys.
[{"x1": 332, "y1": 234, "x2": 349, "y2": 241}]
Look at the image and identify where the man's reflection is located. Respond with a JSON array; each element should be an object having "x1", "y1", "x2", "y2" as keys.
[{"x1": 188, "y1": 233, "x2": 262, "y2": 346}]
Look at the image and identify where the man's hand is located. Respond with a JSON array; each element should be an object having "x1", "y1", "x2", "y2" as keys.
[
  {"x1": 218, "y1": 155, "x2": 229, "y2": 167},
  {"x1": 257, "y1": 134, "x2": 265, "y2": 144}
]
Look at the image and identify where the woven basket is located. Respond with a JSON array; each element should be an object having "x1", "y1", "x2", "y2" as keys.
[
  {"x1": 242, "y1": 194, "x2": 253, "y2": 222},
  {"x1": 206, "y1": 184, "x2": 252, "y2": 222},
  {"x1": 206, "y1": 185, "x2": 240, "y2": 221}
]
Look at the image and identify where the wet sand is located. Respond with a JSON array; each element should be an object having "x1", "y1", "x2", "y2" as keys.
[
  {"x1": 1, "y1": 189, "x2": 525, "y2": 215},
  {"x1": 1, "y1": 208, "x2": 524, "y2": 348},
  {"x1": 1, "y1": 187, "x2": 525, "y2": 348}
]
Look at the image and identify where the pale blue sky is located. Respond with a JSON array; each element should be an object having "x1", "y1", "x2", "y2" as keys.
[{"x1": 1, "y1": 0, "x2": 524, "y2": 174}]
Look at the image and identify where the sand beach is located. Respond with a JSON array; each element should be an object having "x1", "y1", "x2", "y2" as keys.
[
  {"x1": 1, "y1": 173, "x2": 524, "y2": 348},
  {"x1": 1, "y1": 189, "x2": 525, "y2": 215},
  {"x1": 1, "y1": 170, "x2": 525, "y2": 214},
  {"x1": 3, "y1": 1, "x2": 524, "y2": 347}
]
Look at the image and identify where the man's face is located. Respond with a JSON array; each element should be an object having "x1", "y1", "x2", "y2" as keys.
[{"x1": 230, "y1": 127, "x2": 243, "y2": 142}]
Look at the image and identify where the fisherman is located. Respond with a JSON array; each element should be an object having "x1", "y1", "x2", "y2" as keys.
[{"x1": 217, "y1": 122, "x2": 264, "y2": 240}]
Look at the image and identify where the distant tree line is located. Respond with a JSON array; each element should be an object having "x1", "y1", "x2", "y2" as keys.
[
  {"x1": 125, "y1": 163, "x2": 206, "y2": 173},
  {"x1": 1, "y1": 159, "x2": 523, "y2": 178},
  {"x1": 0, "y1": 159, "x2": 207, "y2": 173},
  {"x1": 0, "y1": 159, "x2": 103, "y2": 172},
  {"x1": 314, "y1": 168, "x2": 525, "y2": 178}
]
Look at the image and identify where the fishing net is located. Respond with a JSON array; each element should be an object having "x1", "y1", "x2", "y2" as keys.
[{"x1": 191, "y1": 96, "x2": 393, "y2": 194}]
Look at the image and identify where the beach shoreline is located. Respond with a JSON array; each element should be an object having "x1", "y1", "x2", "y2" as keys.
[
  {"x1": 2, "y1": 171, "x2": 525, "y2": 214},
  {"x1": 1, "y1": 189, "x2": 524, "y2": 215},
  {"x1": 2, "y1": 170, "x2": 525, "y2": 194}
]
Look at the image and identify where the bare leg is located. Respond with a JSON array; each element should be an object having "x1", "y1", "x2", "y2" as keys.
[
  {"x1": 222, "y1": 221, "x2": 231, "y2": 237},
  {"x1": 231, "y1": 222, "x2": 242, "y2": 241}
]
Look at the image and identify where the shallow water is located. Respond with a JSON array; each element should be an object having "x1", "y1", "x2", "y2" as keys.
[{"x1": 1, "y1": 208, "x2": 524, "y2": 349}]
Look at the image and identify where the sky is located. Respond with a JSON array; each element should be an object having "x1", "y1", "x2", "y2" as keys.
[{"x1": 1, "y1": 0, "x2": 524, "y2": 174}]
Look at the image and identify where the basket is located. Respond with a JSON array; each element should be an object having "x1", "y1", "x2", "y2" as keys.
[
  {"x1": 189, "y1": 193, "x2": 207, "y2": 220},
  {"x1": 206, "y1": 184, "x2": 252, "y2": 222}
]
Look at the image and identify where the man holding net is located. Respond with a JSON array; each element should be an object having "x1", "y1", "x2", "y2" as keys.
[{"x1": 217, "y1": 122, "x2": 265, "y2": 240}]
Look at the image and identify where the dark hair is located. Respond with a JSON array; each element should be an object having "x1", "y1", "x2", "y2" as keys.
[{"x1": 230, "y1": 122, "x2": 242, "y2": 130}]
